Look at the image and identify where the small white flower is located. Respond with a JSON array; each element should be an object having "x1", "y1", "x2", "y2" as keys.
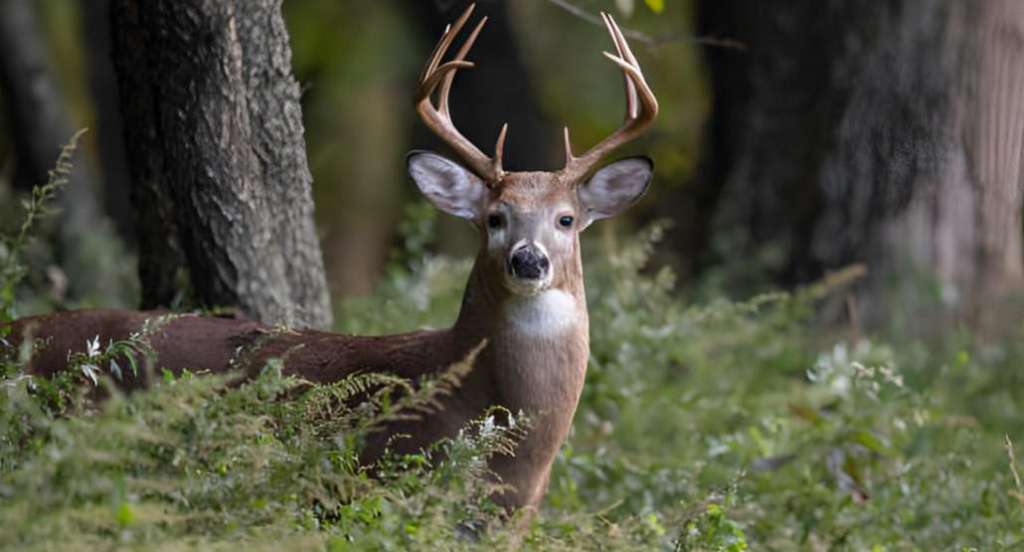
[
  {"x1": 479, "y1": 415, "x2": 497, "y2": 438},
  {"x1": 81, "y1": 363, "x2": 101, "y2": 385},
  {"x1": 86, "y1": 335, "x2": 101, "y2": 358}
]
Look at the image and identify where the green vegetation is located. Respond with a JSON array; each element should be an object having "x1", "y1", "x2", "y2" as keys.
[
  {"x1": 0, "y1": 129, "x2": 84, "y2": 325},
  {"x1": 2, "y1": 175, "x2": 1023, "y2": 551}
]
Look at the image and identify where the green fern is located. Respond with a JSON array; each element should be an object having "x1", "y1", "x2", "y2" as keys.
[{"x1": 0, "y1": 129, "x2": 87, "y2": 325}]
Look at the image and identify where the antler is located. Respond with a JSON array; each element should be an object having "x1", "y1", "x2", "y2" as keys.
[
  {"x1": 416, "y1": 3, "x2": 507, "y2": 185},
  {"x1": 559, "y1": 12, "x2": 659, "y2": 184}
]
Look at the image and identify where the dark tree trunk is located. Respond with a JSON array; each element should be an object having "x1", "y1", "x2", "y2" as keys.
[
  {"x1": 0, "y1": 0, "x2": 79, "y2": 194},
  {"x1": 82, "y1": 0, "x2": 135, "y2": 248},
  {"x1": 0, "y1": 0, "x2": 126, "y2": 304},
  {"x1": 696, "y1": 0, "x2": 1024, "y2": 319},
  {"x1": 111, "y1": 0, "x2": 333, "y2": 329},
  {"x1": 109, "y1": 0, "x2": 192, "y2": 310}
]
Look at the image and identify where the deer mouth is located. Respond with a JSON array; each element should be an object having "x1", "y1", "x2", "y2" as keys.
[{"x1": 504, "y1": 272, "x2": 552, "y2": 296}]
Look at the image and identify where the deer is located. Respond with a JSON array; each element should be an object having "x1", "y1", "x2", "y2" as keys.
[{"x1": 3, "y1": 4, "x2": 657, "y2": 513}]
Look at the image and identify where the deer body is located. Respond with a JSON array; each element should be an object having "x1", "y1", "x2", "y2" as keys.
[
  {"x1": 9, "y1": 253, "x2": 589, "y2": 510},
  {"x1": 5, "y1": 5, "x2": 656, "y2": 512}
]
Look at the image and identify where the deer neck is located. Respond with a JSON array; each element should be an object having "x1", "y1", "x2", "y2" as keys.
[
  {"x1": 452, "y1": 255, "x2": 590, "y2": 416},
  {"x1": 449, "y1": 254, "x2": 590, "y2": 508}
]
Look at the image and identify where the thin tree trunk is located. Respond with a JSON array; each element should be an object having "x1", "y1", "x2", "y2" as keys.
[
  {"x1": 0, "y1": 0, "x2": 78, "y2": 194},
  {"x1": 969, "y1": 0, "x2": 1024, "y2": 295},
  {"x1": 314, "y1": 79, "x2": 405, "y2": 298},
  {"x1": 0, "y1": 0, "x2": 127, "y2": 304},
  {"x1": 287, "y1": 3, "x2": 418, "y2": 298},
  {"x1": 111, "y1": 0, "x2": 333, "y2": 329},
  {"x1": 697, "y1": 0, "x2": 1024, "y2": 321}
]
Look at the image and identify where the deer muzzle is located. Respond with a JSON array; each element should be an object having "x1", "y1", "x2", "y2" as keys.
[{"x1": 508, "y1": 243, "x2": 550, "y2": 282}]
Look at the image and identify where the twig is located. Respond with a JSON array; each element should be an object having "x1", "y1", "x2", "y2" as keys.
[
  {"x1": 1006, "y1": 435, "x2": 1024, "y2": 510},
  {"x1": 846, "y1": 294, "x2": 861, "y2": 344},
  {"x1": 545, "y1": 0, "x2": 747, "y2": 50}
]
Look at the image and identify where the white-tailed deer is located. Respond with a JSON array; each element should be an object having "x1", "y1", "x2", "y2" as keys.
[{"x1": 4, "y1": 4, "x2": 657, "y2": 512}]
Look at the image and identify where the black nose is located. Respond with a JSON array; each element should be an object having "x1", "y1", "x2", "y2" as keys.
[{"x1": 509, "y1": 246, "x2": 550, "y2": 280}]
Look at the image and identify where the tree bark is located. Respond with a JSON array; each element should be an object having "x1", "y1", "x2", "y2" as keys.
[
  {"x1": 111, "y1": 0, "x2": 333, "y2": 329},
  {"x1": 697, "y1": 0, "x2": 1024, "y2": 319},
  {"x1": 110, "y1": 0, "x2": 193, "y2": 310}
]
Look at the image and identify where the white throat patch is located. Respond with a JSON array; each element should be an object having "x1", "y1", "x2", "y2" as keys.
[{"x1": 504, "y1": 289, "x2": 581, "y2": 337}]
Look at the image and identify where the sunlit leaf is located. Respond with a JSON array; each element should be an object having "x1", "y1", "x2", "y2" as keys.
[
  {"x1": 644, "y1": 0, "x2": 665, "y2": 13},
  {"x1": 850, "y1": 429, "x2": 892, "y2": 456}
]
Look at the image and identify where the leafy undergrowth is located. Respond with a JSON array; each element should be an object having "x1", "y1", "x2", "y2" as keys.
[{"x1": 2, "y1": 180, "x2": 1023, "y2": 549}]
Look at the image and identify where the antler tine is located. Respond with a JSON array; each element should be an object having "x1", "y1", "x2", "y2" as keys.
[
  {"x1": 494, "y1": 123, "x2": 508, "y2": 170},
  {"x1": 601, "y1": 12, "x2": 639, "y2": 120},
  {"x1": 560, "y1": 12, "x2": 658, "y2": 184},
  {"x1": 415, "y1": 3, "x2": 505, "y2": 184},
  {"x1": 420, "y1": 5, "x2": 474, "y2": 84},
  {"x1": 439, "y1": 16, "x2": 488, "y2": 119}
]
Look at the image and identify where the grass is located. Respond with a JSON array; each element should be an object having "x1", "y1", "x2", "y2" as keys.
[{"x1": 1, "y1": 153, "x2": 1022, "y2": 550}]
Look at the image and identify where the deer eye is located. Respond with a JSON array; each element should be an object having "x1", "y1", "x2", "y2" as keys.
[
  {"x1": 558, "y1": 215, "x2": 574, "y2": 228},
  {"x1": 487, "y1": 214, "x2": 503, "y2": 229}
]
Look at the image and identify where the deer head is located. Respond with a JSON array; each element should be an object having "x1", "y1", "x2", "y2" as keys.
[{"x1": 408, "y1": 4, "x2": 658, "y2": 299}]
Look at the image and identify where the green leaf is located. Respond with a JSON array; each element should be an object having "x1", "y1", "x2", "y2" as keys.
[
  {"x1": 114, "y1": 502, "x2": 136, "y2": 526},
  {"x1": 849, "y1": 429, "x2": 892, "y2": 456},
  {"x1": 644, "y1": 0, "x2": 664, "y2": 13}
]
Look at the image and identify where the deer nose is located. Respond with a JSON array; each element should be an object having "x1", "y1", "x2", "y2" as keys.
[{"x1": 509, "y1": 245, "x2": 550, "y2": 280}]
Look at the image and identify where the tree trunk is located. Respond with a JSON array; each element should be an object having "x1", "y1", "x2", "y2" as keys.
[
  {"x1": 0, "y1": 0, "x2": 128, "y2": 305},
  {"x1": 111, "y1": 0, "x2": 333, "y2": 329},
  {"x1": 81, "y1": 0, "x2": 136, "y2": 248},
  {"x1": 697, "y1": 0, "x2": 1024, "y2": 320},
  {"x1": 0, "y1": 0, "x2": 79, "y2": 194}
]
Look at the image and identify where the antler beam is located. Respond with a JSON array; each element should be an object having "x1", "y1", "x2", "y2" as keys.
[
  {"x1": 559, "y1": 12, "x2": 659, "y2": 184},
  {"x1": 416, "y1": 3, "x2": 507, "y2": 185}
]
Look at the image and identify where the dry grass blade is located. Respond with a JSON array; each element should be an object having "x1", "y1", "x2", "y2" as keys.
[{"x1": 1007, "y1": 435, "x2": 1024, "y2": 509}]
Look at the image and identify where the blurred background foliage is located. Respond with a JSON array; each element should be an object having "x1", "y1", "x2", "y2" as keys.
[{"x1": 0, "y1": 0, "x2": 706, "y2": 304}]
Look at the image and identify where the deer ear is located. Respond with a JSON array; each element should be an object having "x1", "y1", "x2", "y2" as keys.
[
  {"x1": 408, "y1": 151, "x2": 487, "y2": 220},
  {"x1": 577, "y1": 157, "x2": 653, "y2": 227}
]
